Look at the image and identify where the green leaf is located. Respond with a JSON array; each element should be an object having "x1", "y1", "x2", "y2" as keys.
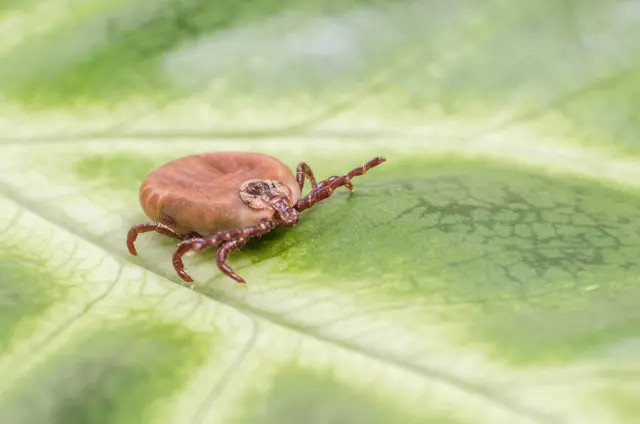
[{"x1": 1, "y1": 1, "x2": 640, "y2": 423}]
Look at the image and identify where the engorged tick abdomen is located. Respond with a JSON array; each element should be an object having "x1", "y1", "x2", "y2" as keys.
[{"x1": 139, "y1": 152, "x2": 300, "y2": 235}]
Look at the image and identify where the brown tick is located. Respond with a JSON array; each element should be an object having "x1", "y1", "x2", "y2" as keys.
[
  {"x1": 127, "y1": 152, "x2": 386, "y2": 287},
  {"x1": 127, "y1": 152, "x2": 385, "y2": 288}
]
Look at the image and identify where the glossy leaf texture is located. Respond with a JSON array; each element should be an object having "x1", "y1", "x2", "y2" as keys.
[{"x1": 1, "y1": 1, "x2": 640, "y2": 423}]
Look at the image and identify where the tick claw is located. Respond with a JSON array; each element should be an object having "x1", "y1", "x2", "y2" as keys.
[
  {"x1": 126, "y1": 233, "x2": 138, "y2": 255},
  {"x1": 177, "y1": 270, "x2": 194, "y2": 283},
  {"x1": 345, "y1": 178, "x2": 353, "y2": 191}
]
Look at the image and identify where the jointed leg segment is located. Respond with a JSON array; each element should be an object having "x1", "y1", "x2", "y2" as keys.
[
  {"x1": 127, "y1": 222, "x2": 190, "y2": 256},
  {"x1": 296, "y1": 156, "x2": 385, "y2": 211},
  {"x1": 296, "y1": 162, "x2": 317, "y2": 192},
  {"x1": 172, "y1": 220, "x2": 276, "y2": 285},
  {"x1": 217, "y1": 238, "x2": 249, "y2": 284}
]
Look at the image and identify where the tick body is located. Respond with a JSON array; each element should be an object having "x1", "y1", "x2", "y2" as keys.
[{"x1": 127, "y1": 152, "x2": 386, "y2": 287}]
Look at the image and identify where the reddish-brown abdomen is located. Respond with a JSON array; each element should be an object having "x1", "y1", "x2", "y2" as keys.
[{"x1": 140, "y1": 152, "x2": 300, "y2": 235}]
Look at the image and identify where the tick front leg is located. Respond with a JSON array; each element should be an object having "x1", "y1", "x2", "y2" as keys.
[
  {"x1": 127, "y1": 222, "x2": 189, "y2": 256},
  {"x1": 296, "y1": 162, "x2": 318, "y2": 192},
  {"x1": 296, "y1": 156, "x2": 386, "y2": 211},
  {"x1": 315, "y1": 176, "x2": 343, "y2": 190},
  {"x1": 171, "y1": 220, "x2": 276, "y2": 285},
  {"x1": 216, "y1": 238, "x2": 249, "y2": 284}
]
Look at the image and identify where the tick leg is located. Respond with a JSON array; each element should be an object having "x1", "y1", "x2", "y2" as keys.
[
  {"x1": 216, "y1": 238, "x2": 249, "y2": 284},
  {"x1": 296, "y1": 162, "x2": 318, "y2": 192},
  {"x1": 172, "y1": 238, "x2": 206, "y2": 284},
  {"x1": 127, "y1": 222, "x2": 187, "y2": 256},
  {"x1": 315, "y1": 176, "x2": 343, "y2": 190},
  {"x1": 172, "y1": 220, "x2": 276, "y2": 284},
  {"x1": 296, "y1": 156, "x2": 386, "y2": 212}
]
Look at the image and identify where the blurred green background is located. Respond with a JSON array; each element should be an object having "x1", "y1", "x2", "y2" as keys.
[{"x1": 0, "y1": 1, "x2": 639, "y2": 423}]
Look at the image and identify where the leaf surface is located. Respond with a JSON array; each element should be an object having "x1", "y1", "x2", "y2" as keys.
[{"x1": 1, "y1": 1, "x2": 640, "y2": 423}]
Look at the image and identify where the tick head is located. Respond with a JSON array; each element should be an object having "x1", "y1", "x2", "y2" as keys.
[
  {"x1": 271, "y1": 199, "x2": 299, "y2": 227},
  {"x1": 239, "y1": 179, "x2": 299, "y2": 226}
]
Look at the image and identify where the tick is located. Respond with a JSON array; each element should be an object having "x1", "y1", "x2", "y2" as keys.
[{"x1": 127, "y1": 152, "x2": 386, "y2": 287}]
